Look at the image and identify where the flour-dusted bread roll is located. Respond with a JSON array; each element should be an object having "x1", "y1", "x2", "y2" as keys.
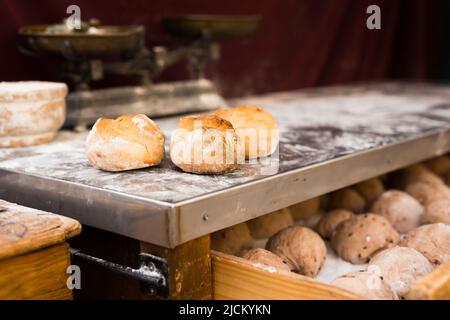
[
  {"x1": 316, "y1": 209, "x2": 353, "y2": 239},
  {"x1": 241, "y1": 248, "x2": 291, "y2": 272},
  {"x1": 421, "y1": 199, "x2": 450, "y2": 225},
  {"x1": 328, "y1": 188, "x2": 366, "y2": 213},
  {"x1": 211, "y1": 223, "x2": 254, "y2": 255},
  {"x1": 399, "y1": 223, "x2": 450, "y2": 266},
  {"x1": 266, "y1": 226, "x2": 326, "y2": 277},
  {"x1": 370, "y1": 190, "x2": 424, "y2": 234},
  {"x1": 331, "y1": 213, "x2": 400, "y2": 264},
  {"x1": 0, "y1": 81, "x2": 67, "y2": 147},
  {"x1": 331, "y1": 271, "x2": 399, "y2": 300},
  {"x1": 247, "y1": 208, "x2": 294, "y2": 239},
  {"x1": 86, "y1": 114, "x2": 165, "y2": 172},
  {"x1": 170, "y1": 115, "x2": 242, "y2": 174},
  {"x1": 405, "y1": 181, "x2": 450, "y2": 206},
  {"x1": 214, "y1": 105, "x2": 278, "y2": 159},
  {"x1": 353, "y1": 177, "x2": 385, "y2": 205},
  {"x1": 369, "y1": 246, "x2": 433, "y2": 298}
]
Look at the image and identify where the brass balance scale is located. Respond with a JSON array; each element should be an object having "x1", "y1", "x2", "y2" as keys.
[{"x1": 17, "y1": 15, "x2": 260, "y2": 128}]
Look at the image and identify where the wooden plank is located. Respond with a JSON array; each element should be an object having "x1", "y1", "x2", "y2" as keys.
[
  {"x1": 141, "y1": 235, "x2": 212, "y2": 300},
  {"x1": 0, "y1": 243, "x2": 71, "y2": 300},
  {"x1": 407, "y1": 260, "x2": 450, "y2": 300},
  {"x1": 0, "y1": 199, "x2": 81, "y2": 260},
  {"x1": 30, "y1": 287, "x2": 72, "y2": 300},
  {"x1": 212, "y1": 251, "x2": 361, "y2": 300}
]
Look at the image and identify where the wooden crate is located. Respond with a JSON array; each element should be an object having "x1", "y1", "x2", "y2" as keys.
[
  {"x1": 0, "y1": 200, "x2": 81, "y2": 300},
  {"x1": 212, "y1": 250, "x2": 450, "y2": 300}
]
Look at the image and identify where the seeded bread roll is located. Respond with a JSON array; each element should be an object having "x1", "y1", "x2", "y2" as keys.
[
  {"x1": 211, "y1": 223, "x2": 254, "y2": 255},
  {"x1": 214, "y1": 105, "x2": 278, "y2": 159},
  {"x1": 370, "y1": 190, "x2": 424, "y2": 233},
  {"x1": 328, "y1": 188, "x2": 366, "y2": 213},
  {"x1": 266, "y1": 226, "x2": 326, "y2": 277},
  {"x1": 331, "y1": 213, "x2": 400, "y2": 264},
  {"x1": 353, "y1": 177, "x2": 385, "y2": 205},
  {"x1": 289, "y1": 197, "x2": 320, "y2": 220},
  {"x1": 170, "y1": 115, "x2": 242, "y2": 174},
  {"x1": 86, "y1": 114, "x2": 165, "y2": 172},
  {"x1": 316, "y1": 209, "x2": 353, "y2": 239},
  {"x1": 247, "y1": 208, "x2": 294, "y2": 239},
  {"x1": 369, "y1": 246, "x2": 433, "y2": 298},
  {"x1": 399, "y1": 223, "x2": 450, "y2": 266},
  {"x1": 241, "y1": 248, "x2": 290, "y2": 271},
  {"x1": 331, "y1": 271, "x2": 399, "y2": 300},
  {"x1": 0, "y1": 81, "x2": 67, "y2": 147}
]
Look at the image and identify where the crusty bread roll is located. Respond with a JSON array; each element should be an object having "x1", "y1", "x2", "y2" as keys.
[
  {"x1": 170, "y1": 114, "x2": 242, "y2": 174},
  {"x1": 0, "y1": 81, "x2": 67, "y2": 147},
  {"x1": 86, "y1": 114, "x2": 165, "y2": 172},
  {"x1": 214, "y1": 105, "x2": 278, "y2": 159},
  {"x1": 328, "y1": 188, "x2": 366, "y2": 213},
  {"x1": 424, "y1": 155, "x2": 450, "y2": 177},
  {"x1": 289, "y1": 197, "x2": 320, "y2": 220},
  {"x1": 246, "y1": 208, "x2": 294, "y2": 239}
]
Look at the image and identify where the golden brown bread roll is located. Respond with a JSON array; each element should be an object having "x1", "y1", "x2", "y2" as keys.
[
  {"x1": 396, "y1": 164, "x2": 444, "y2": 189},
  {"x1": 85, "y1": 114, "x2": 165, "y2": 172},
  {"x1": 289, "y1": 197, "x2": 320, "y2": 220},
  {"x1": 170, "y1": 115, "x2": 242, "y2": 174},
  {"x1": 328, "y1": 188, "x2": 366, "y2": 213},
  {"x1": 211, "y1": 223, "x2": 254, "y2": 255},
  {"x1": 214, "y1": 105, "x2": 278, "y2": 159},
  {"x1": 246, "y1": 208, "x2": 294, "y2": 239},
  {"x1": 424, "y1": 155, "x2": 450, "y2": 177},
  {"x1": 353, "y1": 177, "x2": 385, "y2": 204},
  {"x1": 405, "y1": 181, "x2": 450, "y2": 206}
]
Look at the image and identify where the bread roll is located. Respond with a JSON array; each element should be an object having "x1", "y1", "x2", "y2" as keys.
[
  {"x1": 0, "y1": 81, "x2": 67, "y2": 147},
  {"x1": 331, "y1": 271, "x2": 399, "y2": 300},
  {"x1": 289, "y1": 197, "x2": 320, "y2": 220},
  {"x1": 396, "y1": 164, "x2": 444, "y2": 189},
  {"x1": 241, "y1": 248, "x2": 290, "y2": 271},
  {"x1": 370, "y1": 190, "x2": 424, "y2": 233},
  {"x1": 421, "y1": 199, "x2": 450, "y2": 225},
  {"x1": 369, "y1": 246, "x2": 433, "y2": 298},
  {"x1": 214, "y1": 105, "x2": 278, "y2": 159},
  {"x1": 266, "y1": 226, "x2": 326, "y2": 277},
  {"x1": 328, "y1": 188, "x2": 366, "y2": 213},
  {"x1": 353, "y1": 177, "x2": 385, "y2": 204},
  {"x1": 246, "y1": 208, "x2": 294, "y2": 239},
  {"x1": 399, "y1": 223, "x2": 450, "y2": 266},
  {"x1": 331, "y1": 214, "x2": 400, "y2": 264},
  {"x1": 405, "y1": 181, "x2": 450, "y2": 206},
  {"x1": 316, "y1": 209, "x2": 353, "y2": 239},
  {"x1": 211, "y1": 223, "x2": 253, "y2": 255},
  {"x1": 86, "y1": 114, "x2": 164, "y2": 172},
  {"x1": 170, "y1": 115, "x2": 242, "y2": 174},
  {"x1": 424, "y1": 155, "x2": 450, "y2": 177}
]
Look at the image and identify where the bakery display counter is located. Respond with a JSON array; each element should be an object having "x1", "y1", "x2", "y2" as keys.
[{"x1": 0, "y1": 82, "x2": 449, "y2": 299}]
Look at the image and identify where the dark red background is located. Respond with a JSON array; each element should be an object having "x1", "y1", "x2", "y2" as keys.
[{"x1": 0, "y1": 0, "x2": 446, "y2": 97}]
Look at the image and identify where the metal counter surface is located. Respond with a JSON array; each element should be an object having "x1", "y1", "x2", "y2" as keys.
[{"x1": 1, "y1": 83, "x2": 449, "y2": 247}]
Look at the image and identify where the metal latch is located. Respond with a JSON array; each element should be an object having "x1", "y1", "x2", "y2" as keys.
[{"x1": 70, "y1": 249, "x2": 169, "y2": 298}]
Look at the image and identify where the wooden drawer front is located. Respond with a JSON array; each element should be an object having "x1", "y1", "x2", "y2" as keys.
[
  {"x1": 0, "y1": 243, "x2": 72, "y2": 300},
  {"x1": 212, "y1": 251, "x2": 360, "y2": 300},
  {"x1": 212, "y1": 251, "x2": 450, "y2": 300}
]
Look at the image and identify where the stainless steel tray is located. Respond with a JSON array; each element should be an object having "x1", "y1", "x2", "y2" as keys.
[{"x1": 0, "y1": 82, "x2": 449, "y2": 248}]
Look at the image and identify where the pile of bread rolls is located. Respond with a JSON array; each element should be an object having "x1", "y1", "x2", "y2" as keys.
[
  {"x1": 211, "y1": 155, "x2": 450, "y2": 300},
  {"x1": 85, "y1": 106, "x2": 279, "y2": 174}
]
